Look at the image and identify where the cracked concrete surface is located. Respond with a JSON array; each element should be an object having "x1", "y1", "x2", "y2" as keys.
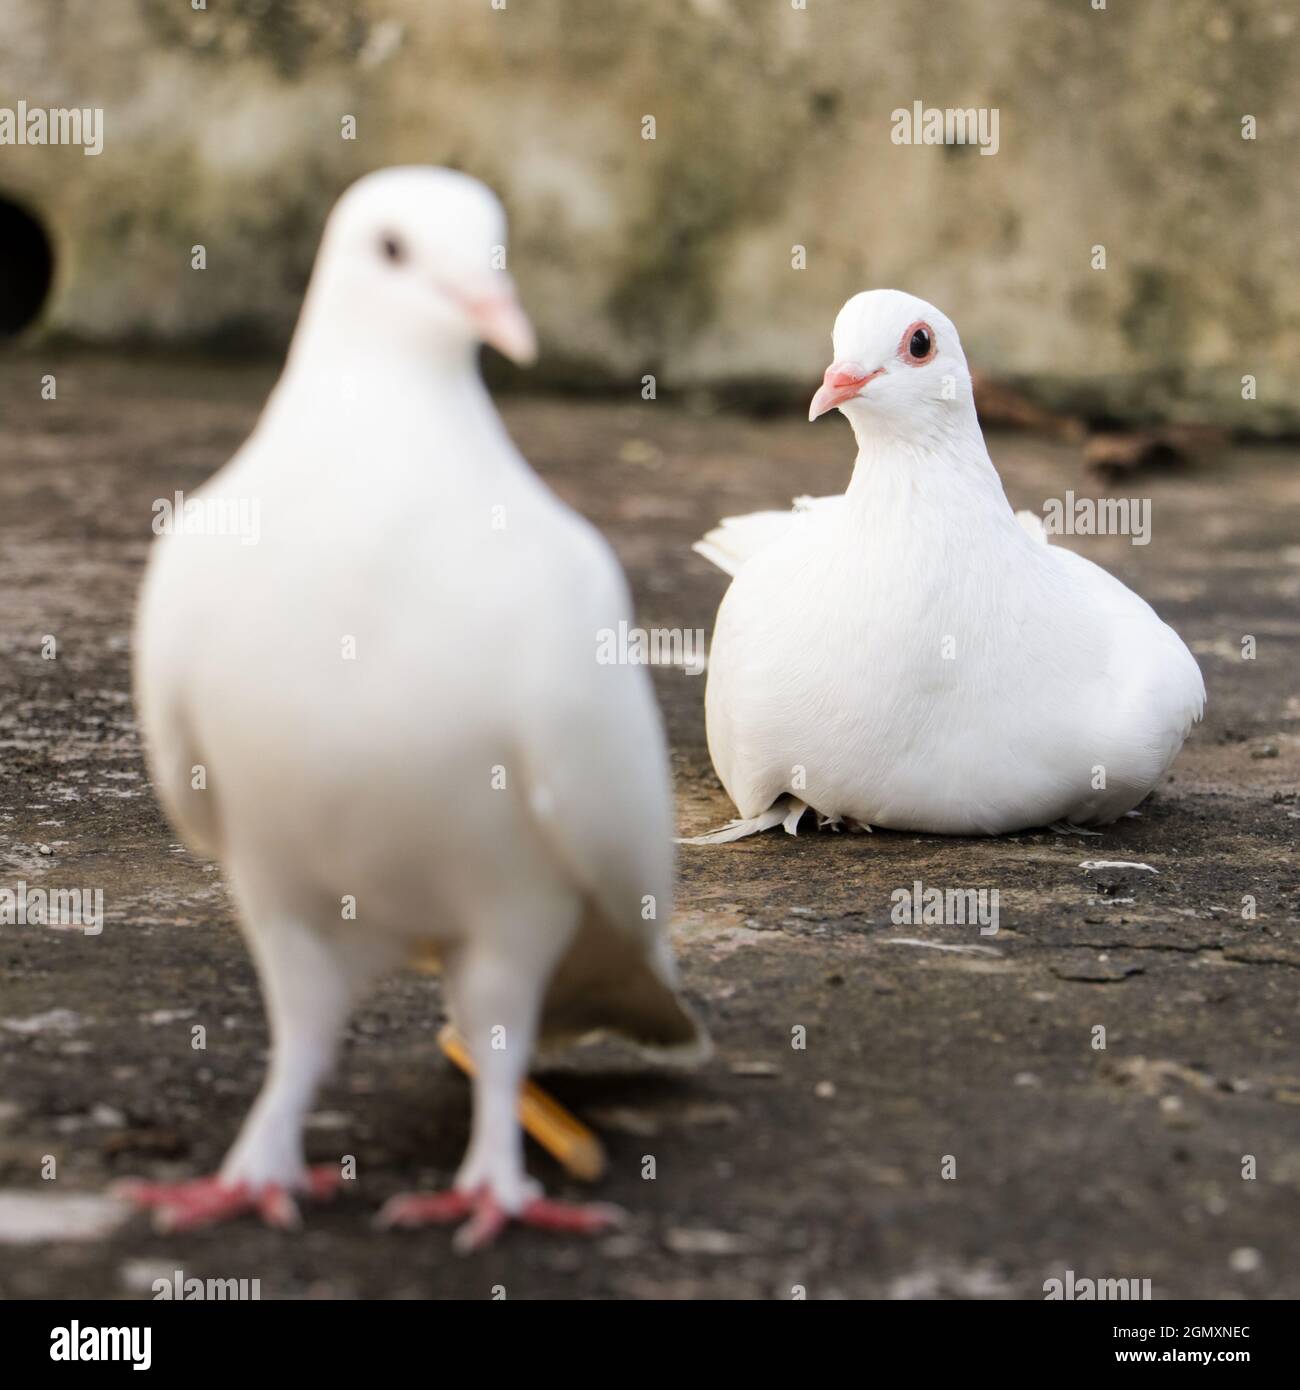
[{"x1": 0, "y1": 356, "x2": 1297, "y2": 1298}]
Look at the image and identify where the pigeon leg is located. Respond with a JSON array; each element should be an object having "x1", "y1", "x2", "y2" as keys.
[
  {"x1": 380, "y1": 934, "x2": 624, "y2": 1249},
  {"x1": 448, "y1": 943, "x2": 558, "y2": 1213},
  {"x1": 119, "y1": 914, "x2": 379, "y2": 1231},
  {"x1": 437, "y1": 1024, "x2": 607, "y2": 1181}
]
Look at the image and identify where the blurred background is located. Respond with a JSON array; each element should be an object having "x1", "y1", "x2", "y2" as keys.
[{"x1": 2, "y1": 0, "x2": 1297, "y2": 430}]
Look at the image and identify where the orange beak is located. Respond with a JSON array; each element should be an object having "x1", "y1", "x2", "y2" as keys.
[{"x1": 808, "y1": 360, "x2": 882, "y2": 421}]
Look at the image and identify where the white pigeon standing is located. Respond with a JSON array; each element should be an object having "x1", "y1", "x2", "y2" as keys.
[
  {"x1": 688, "y1": 289, "x2": 1205, "y2": 843},
  {"x1": 126, "y1": 167, "x2": 706, "y2": 1250}
]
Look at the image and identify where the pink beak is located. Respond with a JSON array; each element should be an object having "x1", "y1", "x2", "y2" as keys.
[
  {"x1": 808, "y1": 360, "x2": 882, "y2": 421},
  {"x1": 467, "y1": 289, "x2": 537, "y2": 366}
]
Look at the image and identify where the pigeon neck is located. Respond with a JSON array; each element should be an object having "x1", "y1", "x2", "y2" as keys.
[
  {"x1": 284, "y1": 300, "x2": 483, "y2": 380},
  {"x1": 271, "y1": 299, "x2": 497, "y2": 430},
  {"x1": 843, "y1": 401, "x2": 1010, "y2": 517}
]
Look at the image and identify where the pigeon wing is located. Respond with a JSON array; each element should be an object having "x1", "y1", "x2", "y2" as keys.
[
  {"x1": 693, "y1": 493, "x2": 834, "y2": 575},
  {"x1": 133, "y1": 534, "x2": 225, "y2": 859},
  {"x1": 515, "y1": 523, "x2": 708, "y2": 1060}
]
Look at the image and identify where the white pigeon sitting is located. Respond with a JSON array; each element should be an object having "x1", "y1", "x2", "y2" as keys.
[
  {"x1": 688, "y1": 289, "x2": 1205, "y2": 843},
  {"x1": 127, "y1": 167, "x2": 706, "y2": 1249}
]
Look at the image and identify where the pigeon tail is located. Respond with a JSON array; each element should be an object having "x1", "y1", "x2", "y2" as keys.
[
  {"x1": 678, "y1": 794, "x2": 812, "y2": 845},
  {"x1": 534, "y1": 905, "x2": 710, "y2": 1064}
]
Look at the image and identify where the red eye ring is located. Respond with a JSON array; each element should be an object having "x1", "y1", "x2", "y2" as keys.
[{"x1": 899, "y1": 320, "x2": 936, "y2": 365}]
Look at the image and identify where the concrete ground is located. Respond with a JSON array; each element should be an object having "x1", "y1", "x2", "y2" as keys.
[{"x1": 0, "y1": 354, "x2": 1297, "y2": 1299}]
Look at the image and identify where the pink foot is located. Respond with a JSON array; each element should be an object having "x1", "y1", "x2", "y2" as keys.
[
  {"x1": 114, "y1": 1165, "x2": 342, "y2": 1232},
  {"x1": 376, "y1": 1185, "x2": 625, "y2": 1252}
]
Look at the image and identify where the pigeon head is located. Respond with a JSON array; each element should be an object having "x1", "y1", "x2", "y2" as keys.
[
  {"x1": 304, "y1": 166, "x2": 536, "y2": 365},
  {"x1": 808, "y1": 290, "x2": 970, "y2": 428}
]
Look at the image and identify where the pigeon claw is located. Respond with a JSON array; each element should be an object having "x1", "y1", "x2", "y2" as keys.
[
  {"x1": 517, "y1": 1196, "x2": 626, "y2": 1237},
  {"x1": 113, "y1": 1164, "x2": 342, "y2": 1233},
  {"x1": 376, "y1": 1185, "x2": 625, "y2": 1251},
  {"x1": 376, "y1": 1188, "x2": 476, "y2": 1229}
]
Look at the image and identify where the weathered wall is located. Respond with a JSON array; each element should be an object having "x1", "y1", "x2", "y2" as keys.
[{"x1": 1, "y1": 0, "x2": 1296, "y2": 427}]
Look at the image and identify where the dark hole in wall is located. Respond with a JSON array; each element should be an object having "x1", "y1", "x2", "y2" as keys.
[{"x1": 0, "y1": 195, "x2": 54, "y2": 336}]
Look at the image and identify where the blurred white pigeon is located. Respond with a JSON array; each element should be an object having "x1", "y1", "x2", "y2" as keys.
[
  {"x1": 689, "y1": 289, "x2": 1205, "y2": 843},
  {"x1": 128, "y1": 167, "x2": 706, "y2": 1249}
]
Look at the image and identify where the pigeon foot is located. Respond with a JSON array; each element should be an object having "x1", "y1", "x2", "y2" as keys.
[
  {"x1": 113, "y1": 1165, "x2": 341, "y2": 1232},
  {"x1": 376, "y1": 1184, "x2": 625, "y2": 1252}
]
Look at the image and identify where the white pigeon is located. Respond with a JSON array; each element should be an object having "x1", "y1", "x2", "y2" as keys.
[
  {"x1": 688, "y1": 289, "x2": 1205, "y2": 843},
  {"x1": 127, "y1": 167, "x2": 706, "y2": 1249}
]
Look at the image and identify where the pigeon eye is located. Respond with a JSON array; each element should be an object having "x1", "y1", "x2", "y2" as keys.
[
  {"x1": 905, "y1": 323, "x2": 933, "y2": 361},
  {"x1": 380, "y1": 233, "x2": 406, "y2": 265}
]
